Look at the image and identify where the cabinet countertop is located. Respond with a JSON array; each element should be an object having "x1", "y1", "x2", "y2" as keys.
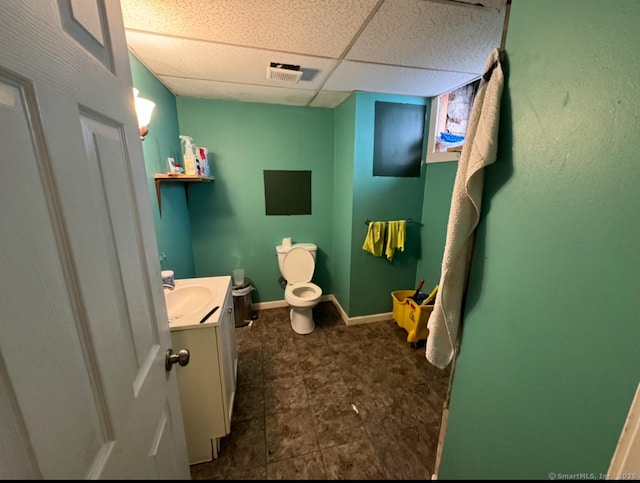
[{"x1": 166, "y1": 276, "x2": 231, "y2": 331}]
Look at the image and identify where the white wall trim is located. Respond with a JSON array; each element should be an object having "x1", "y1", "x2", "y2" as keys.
[
  {"x1": 608, "y1": 382, "x2": 640, "y2": 478},
  {"x1": 253, "y1": 299, "x2": 288, "y2": 311},
  {"x1": 431, "y1": 336, "x2": 462, "y2": 480},
  {"x1": 253, "y1": 294, "x2": 393, "y2": 326},
  {"x1": 431, "y1": 405, "x2": 449, "y2": 480}
]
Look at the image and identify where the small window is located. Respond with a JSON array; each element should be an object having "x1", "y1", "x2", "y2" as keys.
[{"x1": 426, "y1": 79, "x2": 480, "y2": 163}]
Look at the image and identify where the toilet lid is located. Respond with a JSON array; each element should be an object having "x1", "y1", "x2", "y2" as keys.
[{"x1": 282, "y1": 246, "x2": 314, "y2": 284}]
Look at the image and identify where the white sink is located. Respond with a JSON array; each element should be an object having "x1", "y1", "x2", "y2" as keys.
[{"x1": 165, "y1": 284, "x2": 213, "y2": 324}]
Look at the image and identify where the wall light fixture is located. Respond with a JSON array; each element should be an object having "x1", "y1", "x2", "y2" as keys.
[{"x1": 133, "y1": 88, "x2": 156, "y2": 140}]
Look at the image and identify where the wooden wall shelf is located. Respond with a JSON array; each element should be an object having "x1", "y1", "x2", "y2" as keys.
[{"x1": 154, "y1": 174, "x2": 215, "y2": 216}]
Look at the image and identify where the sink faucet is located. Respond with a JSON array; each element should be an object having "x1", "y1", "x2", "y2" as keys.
[{"x1": 161, "y1": 269, "x2": 175, "y2": 290}]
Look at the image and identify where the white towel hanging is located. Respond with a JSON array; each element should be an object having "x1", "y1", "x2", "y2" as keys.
[{"x1": 426, "y1": 48, "x2": 505, "y2": 369}]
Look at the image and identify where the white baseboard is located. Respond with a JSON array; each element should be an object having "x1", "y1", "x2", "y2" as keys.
[
  {"x1": 252, "y1": 299, "x2": 289, "y2": 311},
  {"x1": 326, "y1": 294, "x2": 393, "y2": 325},
  {"x1": 253, "y1": 295, "x2": 334, "y2": 311},
  {"x1": 253, "y1": 294, "x2": 392, "y2": 326}
]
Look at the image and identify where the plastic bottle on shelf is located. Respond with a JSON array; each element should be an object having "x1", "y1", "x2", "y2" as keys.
[
  {"x1": 167, "y1": 157, "x2": 177, "y2": 173},
  {"x1": 193, "y1": 144, "x2": 202, "y2": 176},
  {"x1": 197, "y1": 146, "x2": 210, "y2": 177},
  {"x1": 179, "y1": 135, "x2": 197, "y2": 176},
  {"x1": 203, "y1": 147, "x2": 210, "y2": 177}
]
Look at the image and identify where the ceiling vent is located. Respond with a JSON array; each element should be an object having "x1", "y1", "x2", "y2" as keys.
[{"x1": 267, "y1": 62, "x2": 303, "y2": 83}]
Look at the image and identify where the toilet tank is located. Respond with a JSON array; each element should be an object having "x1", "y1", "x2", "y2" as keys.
[{"x1": 275, "y1": 242, "x2": 317, "y2": 277}]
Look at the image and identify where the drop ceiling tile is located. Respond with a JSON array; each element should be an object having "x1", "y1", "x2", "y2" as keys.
[
  {"x1": 126, "y1": 31, "x2": 336, "y2": 90},
  {"x1": 120, "y1": 0, "x2": 380, "y2": 58},
  {"x1": 324, "y1": 61, "x2": 478, "y2": 98},
  {"x1": 122, "y1": 0, "x2": 508, "y2": 108},
  {"x1": 347, "y1": 0, "x2": 506, "y2": 73},
  {"x1": 309, "y1": 91, "x2": 353, "y2": 109},
  {"x1": 159, "y1": 75, "x2": 316, "y2": 107}
]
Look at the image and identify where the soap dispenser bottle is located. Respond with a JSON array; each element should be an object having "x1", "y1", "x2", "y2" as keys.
[{"x1": 180, "y1": 135, "x2": 197, "y2": 176}]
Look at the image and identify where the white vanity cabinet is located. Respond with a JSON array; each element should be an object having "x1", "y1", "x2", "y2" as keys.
[{"x1": 169, "y1": 276, "x2": 237, "y2": 465}]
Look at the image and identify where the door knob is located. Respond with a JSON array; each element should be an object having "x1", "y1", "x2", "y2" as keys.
[{"x1": 165, "y1": 348, "x2": 190, "y2": 371}]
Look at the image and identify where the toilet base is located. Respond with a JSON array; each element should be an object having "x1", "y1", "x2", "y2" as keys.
[{"x1": 290, "y1": 307, "x2": 315, "y2": 334}]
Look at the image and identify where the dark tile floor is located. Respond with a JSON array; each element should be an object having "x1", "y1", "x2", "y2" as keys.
[{"x1": 190, "y1": 301, "x2": 452, "y2": 480}]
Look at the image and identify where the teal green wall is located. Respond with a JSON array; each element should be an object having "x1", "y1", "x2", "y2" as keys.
[
  {"x1": 175, "y1": 99, "x2": 335, "y2": 303},
  {"x1": 439, "y1": 0, "x2": 640, "y2": 478},
  {"x1": 130, "y1": 53, "x2": 451, "y2": 317},
  {"x1": 416, "y1": 161, "x2": 457, "y2": 291},
  {"x1": 129, "y1": 53, "x2": 195, "y2": 279},
  {"x1": 332, "y1": 94, "x2": 357, "y2": 314},
  {"x1": 348, "y1": 92, "x2": 429, "y2": 316}
]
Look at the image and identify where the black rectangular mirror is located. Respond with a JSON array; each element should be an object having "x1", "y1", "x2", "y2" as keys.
[
  {"x1": 263, "y1": 170, "x2": 312, "y2": 215},
  {"x1": 373, "y1": 101, "x2": 426, "y2": 178}
]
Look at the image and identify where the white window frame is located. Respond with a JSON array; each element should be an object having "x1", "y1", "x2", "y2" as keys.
[
  {"x1": 425, "y1": 78, "x2": 480, "y2": 164},
  {"x1": 425, "y1": 98, "x2": 461, "y2": 164}
]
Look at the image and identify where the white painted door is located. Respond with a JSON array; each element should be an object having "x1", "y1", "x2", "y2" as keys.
[{"x1": 0, "y1": 1, "x2": 190, "y2": 479}]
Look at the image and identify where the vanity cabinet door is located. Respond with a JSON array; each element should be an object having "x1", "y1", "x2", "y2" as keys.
[
  {"x1": 218, "y1": 285, "x2": 238, "y2": 430},
  {"x1": 169, "y1": 278, "x2": 238, "y2": 465},
  {"x1": 170, "y1": 325, "x2": 224, "y2": 465}
]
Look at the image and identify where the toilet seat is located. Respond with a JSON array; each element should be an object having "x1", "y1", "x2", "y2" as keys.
[{"x1": 285, "y1": 282, "x2": 322, "y2": 306}]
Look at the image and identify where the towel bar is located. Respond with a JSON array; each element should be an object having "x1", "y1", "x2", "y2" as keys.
[{"x1": 364, "y1": 218, "x2": 422, "y2": 226}]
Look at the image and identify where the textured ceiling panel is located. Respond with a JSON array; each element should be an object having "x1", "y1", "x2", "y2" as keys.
[
  {"x1": 309, "y1": 91, "x2": 353, "y2": 108},
  {"x1": 126, "y1": 31, "x2": 336, "y2": 89},
  {"x1": 121, "y1": 0, "x2": 509, "y2": 108},
  {"x1": 120, "y1": 0, "x2": 380, "y2": 58},
  {"x1": 346, "y1": 0, "x2": 506, "y2": 73},
  {"x1": 324, "y1": 61, "x2": 478, "y2": 98},
  {"x1": 159, "y1": 75, "x2": 317, "y2": 107}
]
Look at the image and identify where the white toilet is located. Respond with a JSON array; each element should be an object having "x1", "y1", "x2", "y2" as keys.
[{"x1": 276, "y1": 242, "x2": 323, "y2": 334}]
